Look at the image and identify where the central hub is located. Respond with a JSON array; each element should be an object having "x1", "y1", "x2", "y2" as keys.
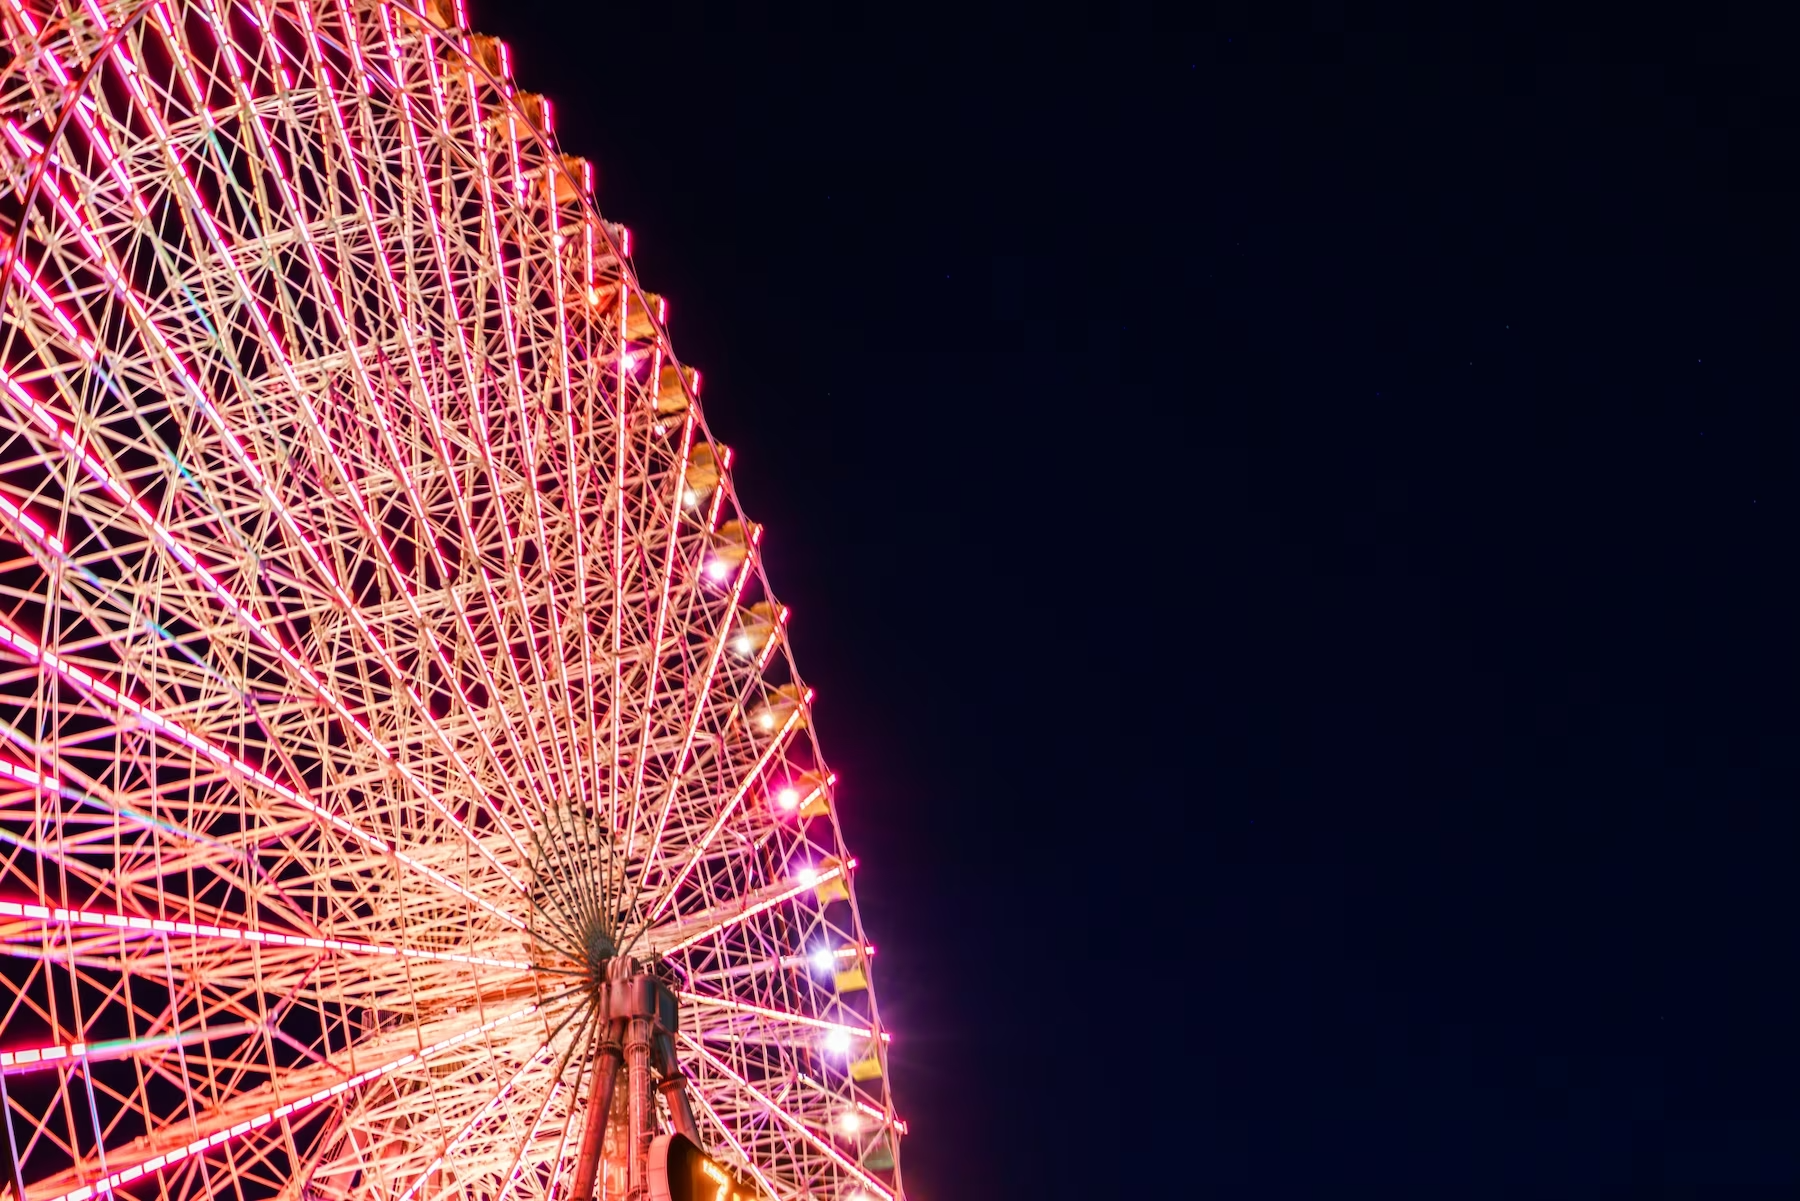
[{"x1": 580, "y1": 919, "x2": 617, "y2": 987}]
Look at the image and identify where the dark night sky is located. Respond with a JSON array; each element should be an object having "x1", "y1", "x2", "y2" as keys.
[{"x1": 469, "y1": 4, "x2": 1799, "y2": 1197}]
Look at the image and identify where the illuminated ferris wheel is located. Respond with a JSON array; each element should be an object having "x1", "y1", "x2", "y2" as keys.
[{"x1": 0, "y1": 3, "x2": 902, "y2": 1200}]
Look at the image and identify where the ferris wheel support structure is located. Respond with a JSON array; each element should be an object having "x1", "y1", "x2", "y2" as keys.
[{"x1": 0, "y1": 1, "x2": 905, "y2": 1199}]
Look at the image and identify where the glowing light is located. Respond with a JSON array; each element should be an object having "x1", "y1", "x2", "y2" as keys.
[
  {"x1": 705, "y1": 558, "x2": 730, "y2": 581},
  {"x1": 823, "y1": 1028, "x2": 852, "y2": 1055},
  {"x1": 683, "y1": 488, "x2": 699, "y2": 507},
  {"x1": 621, "y1": 351, "x2": 638, "y2": 370},
  {"x1": 733, "y1": 635, "x2": 753, "y2": 655},
  {"x1": 758, "y1": 712, "x2": 775, "y2": 730},
  {"x1": 36, "y1": 1005, "x2": 537, "y2": 1201},
  {"x1": 796, "y1": 866, "x2": 818, "y2": 887},
  {"x1": 838, "y1": 1111, "x2": 863, "y2": 1134},
  {"x1": 810, "y1": 949, "x2": 836, "y2": 973},
  {"x1": 776, "y1": 787, "x2": 800, "y2": 811}
]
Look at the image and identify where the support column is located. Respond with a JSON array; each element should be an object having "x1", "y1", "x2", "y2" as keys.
[
  {"x1": 625, "y1": 1008, "x2": 655, "y2": 1196},
  {"x1": 653, "y1": 1029, "x2": 701, "y2": 1143},
  {"x1": 569, "y1": 1025, "x2": 622, "y2": 1201}
]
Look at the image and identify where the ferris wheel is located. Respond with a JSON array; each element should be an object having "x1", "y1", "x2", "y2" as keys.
[{"x1": 0, "y1": 2, "x2": 902, "y2": 1200}]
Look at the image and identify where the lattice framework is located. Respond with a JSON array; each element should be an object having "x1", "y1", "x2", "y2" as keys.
[{"x1": 0, "y1": 2, "x2": 902, "y2": 1199}]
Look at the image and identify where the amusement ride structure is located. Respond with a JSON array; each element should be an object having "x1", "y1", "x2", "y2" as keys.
[{"x1": 0, "y1": 2, "x2": 902, "y2": 1199}]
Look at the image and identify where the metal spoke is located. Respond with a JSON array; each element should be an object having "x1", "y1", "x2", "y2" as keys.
[{"x1": 0, "y1": 2, "x2": 902, "y2": 1199}]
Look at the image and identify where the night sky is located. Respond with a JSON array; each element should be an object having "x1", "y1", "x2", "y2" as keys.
[{"x1": 470, "y1": 5, "x2": 1798, "y2": 1197}]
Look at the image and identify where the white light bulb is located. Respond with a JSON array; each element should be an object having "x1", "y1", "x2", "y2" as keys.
[
  {"x1": 734, "y1": 635, "x2": 753, "y2": 654},
  {"x1": 796, "y1": 867, "x2": 818, "y2": 887},
  {"x1": 777, "y1": 788, "x2": 800, "y2": 810},
  {"x1": 839, "y1": 1111, "x2": 863, "y2": 1134},
  {"x1": 683, "y1": 489, "x2": 698, "y2": 507},
  {"x1": 759, "y1": 712, "x2": 775, "y2": 730},
  {"x1": 810, "y1": 949, "x2": 835, "y2": 973},
  {"x1": 823, "y1": 1028, "x2": 851, "y2": 1055}
]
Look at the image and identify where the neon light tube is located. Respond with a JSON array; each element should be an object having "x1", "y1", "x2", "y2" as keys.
[
  {"x1": 0, "y1": 900, "x2": 532, "y2": 970},
  {"x1": 38, "y1": 1004, "x2": 539, "y2": 1201}
]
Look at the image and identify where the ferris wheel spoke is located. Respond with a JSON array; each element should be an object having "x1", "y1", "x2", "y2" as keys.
[
  {"x1": 0, "y1": 609, "x2": 523, "y2": 927},
  {"x1": 506, "y1": 70, "x2": 608, "y2": 856},
  {"x1": 620, "y1": 413, "x2": 696, "y2": 874},
  {"x1": 21, "y1": 1000, "x2": 545, "y2": 1201},
  {"x1": 388, "y1": 1035, "x2": 558, "y2": 1201},
  {"x1": 0, "y1": 5, "x2": 902, "y2": 1196},
  {"x1": 438, "y1": 47, "x2": 599, "y2": 846},
  {"x1": 235, "y1": 0, "x2": 560, "y2": 843},
  {"x1": 678, "y1": 1033, "x2": 893, "y2": 1201},
  {"x1": 636, "y1": 709, "x2": 805, "y2": 937},
  {"x1": 483, "y1": 994, "x2": 600, "y2": 1201},
  {"x1": 0, "y1": 901, "x2": 532, "y2": 970},
  {"x1": 33, "y1": 30, "x2": 535, "y2": 884},
  {"x1": 683, "y1": 1083, "x2": 784, "y2": 1201},
  {"x1": 678, "y1": 992, "x2": 877, "y2": 1043},
  {"x1": 625, "y1": 534, "x2": 761, "y2": 919},
  {"x1": 640, "y1": 865, "x2": 828, "y2": 961},
  {"x1": 480, "y1": 81, "x2": 607, "y2": 840},
  {"x1": 0, "y1": 160, "x2": 530, "y2": 902}
]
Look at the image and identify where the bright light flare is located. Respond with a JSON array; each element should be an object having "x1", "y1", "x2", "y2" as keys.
[
  {"x1": 704, "y1": 558, "x2": 730, "y2": 581},
  {"x1": 823, "y1": 1028, "x2": 852, "y2": 1055},
  {"x1": 809, "y1": 948, "x2": 836, "y2": 974},
  {"x1": 776, "y1": 787, "x2": 800, "y2": 811},
  {"x1": 838, "y1": 1111, "x2": 863, "y2": 1134}
]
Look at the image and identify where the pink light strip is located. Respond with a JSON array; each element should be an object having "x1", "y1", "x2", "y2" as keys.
[
  {"x1": 0, "y1": 127, "x2": 524, "y2": 898},
  {"x1": 14, "y1": 7, "x2": 530, "y2": 876},
  {"x1": 683, "y1": 1084, "x2": 783, "y2": 1201},
  {"x1": 391, "y1": 1042, "x2": 553, "y2": 1201},
  {"x1": 427, "y1": 1, "x2": 587, "y2": 817},
  {"x1": 658, "y1": 864, "x2": 839, "y2": 957},
  {"x1": 0, "y1": 1020, "x2": 258, "y2": 1075},
  {"x1": 678, "y1": 991, "x2": 874, "y2": 1038},
  {"x1": 0, "y1": 899, "x2": 532, "y2": 970},
  {"x1": 622, "y1": 414, "x2": 697, "y2": 862},
  {"x1": 679, "y1": 1033, "x2": 894, "y2": 1201},
  {"x1": 634, "y1": 539, "x2": 762, "y2": 908},
  {"x1": 649, "y1": 706, "x2": 804, "y2": 925},
  {"x1": 310, "y1": 0, "x2": 559, "y2": 828},
  {"x1": 154, "y1": 1, "x2": 531, "y2": 871},
  {"x1": 0, "y1": 611, "x2": 521, "y2": 929},
  {"x1": 39, "y1": 1003, "x2": 538, "y2": 1201}
]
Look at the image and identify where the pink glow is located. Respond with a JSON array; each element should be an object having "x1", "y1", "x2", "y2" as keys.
[
  {"x1": 677, "y1": 991, "x2": 875, "y2": 1039},
  {"x1": 5, "y1": 22, "x2": 538, "y2": 881},
  {"x1": 0, "y1": 611, "x2": 520, "y2": 929},
  {"x1": 0, "y1": 1020, "x2": 256, "y2": 1075},
  {"x1": 649, "y1": 705, "x2": 804, "y2": 923},
  {"x1": 38, "y1": 1005, "x2": 539, "y2": 1201},
  {"x1": 659, "y1": 863, "x2": 839, "y2": 956},
  {"x1": 0, "y1": 900, "x2": 530, "y2": 970},
  {"x1": 680, "y1": 1034, "x2": 895, "y2": 1200},
  {"x1": 393, "y1": 1043, "x2": 553, "y2": 1201}
]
